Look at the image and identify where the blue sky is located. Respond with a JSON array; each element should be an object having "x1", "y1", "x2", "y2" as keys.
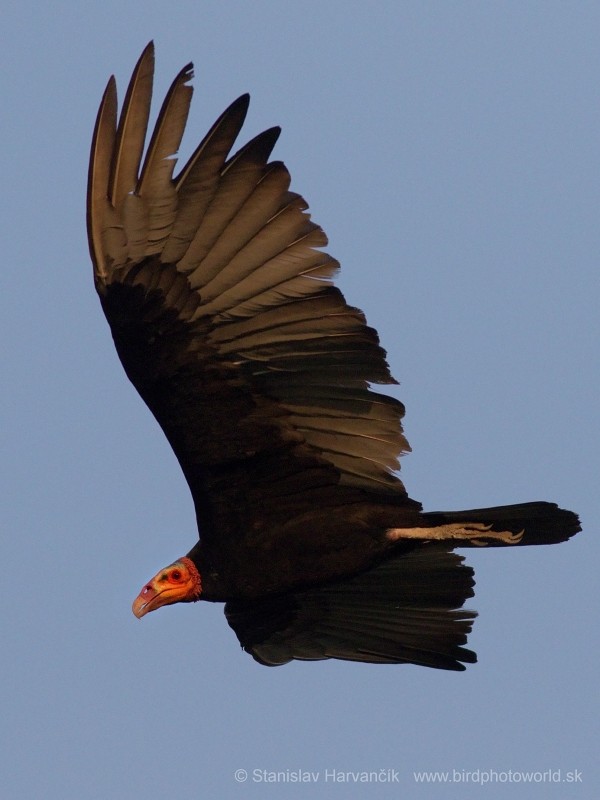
[{"x1": 2, "y1": 2, "x2": 597, "y2": 798}]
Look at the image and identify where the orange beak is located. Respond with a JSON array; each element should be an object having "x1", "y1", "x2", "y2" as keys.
[{"x1": 132, "y1": 558, "x2": 201, "y2": 618}]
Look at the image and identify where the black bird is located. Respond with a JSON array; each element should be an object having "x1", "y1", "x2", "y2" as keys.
[{"x1": 88, "y1": 43, "x2": 580, "y2": 669}]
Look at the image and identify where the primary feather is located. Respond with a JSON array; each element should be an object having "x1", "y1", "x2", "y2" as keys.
[{"x1": 88, "y1": 44, "x2": 580, "y2": 668}]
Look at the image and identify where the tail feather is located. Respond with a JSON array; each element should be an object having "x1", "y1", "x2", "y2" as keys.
[{"x1": 421, "y1": 501, "x2": 580, "y2": 547}]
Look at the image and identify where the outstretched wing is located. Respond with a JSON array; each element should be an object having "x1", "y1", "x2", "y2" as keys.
[
  {"x1": 87, "y1": 43, "x2": 415, "y2": 546},
  {"x1": 225, "y1": 547, "x2": 477, "y2": 670}
]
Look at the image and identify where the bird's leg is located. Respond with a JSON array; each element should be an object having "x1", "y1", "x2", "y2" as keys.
[{"x1": 386, "y1": 522, "x2": 524, "y2": 546}]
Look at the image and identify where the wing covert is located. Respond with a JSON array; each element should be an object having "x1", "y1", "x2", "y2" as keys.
[
  {"x1": 87, "y1": 43, "x2": 414, "y2": 544},
  {"x1": 225, "y1": 547, "x2": 477, "y2": 669}
]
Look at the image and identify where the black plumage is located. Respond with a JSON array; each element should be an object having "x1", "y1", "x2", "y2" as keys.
[{"x1": 88, "y1": 43, "x2": 580, "y2": 669}]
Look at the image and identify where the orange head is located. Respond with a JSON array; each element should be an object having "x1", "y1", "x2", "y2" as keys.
[{"x1": 132, "y1": 556, "x2": 202, "y2": 618}]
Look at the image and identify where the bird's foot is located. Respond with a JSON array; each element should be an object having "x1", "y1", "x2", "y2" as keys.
[{"x1": 386, "y1": 522, "x2": 524, "y2": 546}]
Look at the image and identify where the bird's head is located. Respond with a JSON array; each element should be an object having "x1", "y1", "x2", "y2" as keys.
[{"x1": 132, "y1": 557, "x2": 202, "y2": 618}]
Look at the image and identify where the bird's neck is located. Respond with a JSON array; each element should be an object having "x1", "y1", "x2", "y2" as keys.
[{"x1": 185, "y1": 541, "x2": 231, "y2": 601}]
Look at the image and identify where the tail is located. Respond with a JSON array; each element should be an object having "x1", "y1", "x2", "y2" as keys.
[{"x1": 420, "y1": 501, "x2": 580, "y2": 547}]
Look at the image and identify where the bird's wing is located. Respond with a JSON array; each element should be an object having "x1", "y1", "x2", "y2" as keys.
[
  {"x1": 88, "y1": 43, "x2": 415, "y2": 546},
  {"x1": 225, "y1": 547, "x2": 477, "y2": 670}
]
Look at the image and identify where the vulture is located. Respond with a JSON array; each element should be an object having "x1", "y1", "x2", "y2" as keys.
[{"x1": 87, "y1": 43, "x2": 580, "y2": 670}]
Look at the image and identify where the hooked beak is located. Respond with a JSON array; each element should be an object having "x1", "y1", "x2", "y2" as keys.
[
  {"x1": 132, "y1": 558, "x2": 202, "y2": 618},
  {"x1": 132, "y1": 579, "x2": 168, "y2": 618}
]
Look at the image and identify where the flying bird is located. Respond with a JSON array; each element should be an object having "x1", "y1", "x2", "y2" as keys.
[{"x1": 87, "y1": 43, "x2": 580, "y2": 670}]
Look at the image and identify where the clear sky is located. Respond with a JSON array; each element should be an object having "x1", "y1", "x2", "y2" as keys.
[{"x1": 2, "y1": 2, "x2": 597, "y2": 798}]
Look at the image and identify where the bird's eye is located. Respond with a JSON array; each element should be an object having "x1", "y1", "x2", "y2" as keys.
[{"x1": 171, "y1": 569, "x2": 182, "y2": 581}]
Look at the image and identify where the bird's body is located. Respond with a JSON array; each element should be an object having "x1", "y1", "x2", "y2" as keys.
[{"x1": 87, "y1": 43, "x2": 579, "y2": 668}]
